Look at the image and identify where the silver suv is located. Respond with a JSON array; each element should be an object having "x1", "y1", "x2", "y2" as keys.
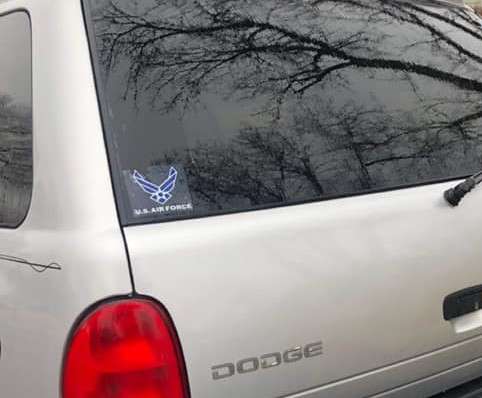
[{"x1": 1, "y1": 0, "x2": 482, "y2": 397}]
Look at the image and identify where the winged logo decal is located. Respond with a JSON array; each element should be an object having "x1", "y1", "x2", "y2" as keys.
[{"x1": 132, "y1": 167, "x2": 178, "y2": 205}]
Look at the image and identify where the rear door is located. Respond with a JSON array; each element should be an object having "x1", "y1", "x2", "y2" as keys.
[
  {"x1": 123, "y1": 182, "x2": 482, "y2": 398},
  {"x1": 84, "y1": 0, "x2": 482, "y2": 396}
]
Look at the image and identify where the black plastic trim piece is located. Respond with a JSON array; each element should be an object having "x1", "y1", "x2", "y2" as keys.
[
  {"x1": 432, "y1": 375, "x2": 482, "y2": 397},
  {"x1": 444, "y1": 285, "x2": 482, "y2": 321}
]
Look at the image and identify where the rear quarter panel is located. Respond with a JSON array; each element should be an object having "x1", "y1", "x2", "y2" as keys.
[{"x1": 0, "y1": 0, "x2": 131, "y2": 396}]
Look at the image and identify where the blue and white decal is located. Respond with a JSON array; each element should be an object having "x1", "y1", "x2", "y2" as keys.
[
  {"x1": 123, "y1": 165, "x2": 193, "y2": 219},
  {"x1": 132, "y1": 167, "x2": 178, "y2": 205}
]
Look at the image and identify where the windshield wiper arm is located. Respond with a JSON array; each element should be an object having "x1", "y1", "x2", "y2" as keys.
[{"x1": 444, "y1": 171, "x2": 482, "y2": 206}]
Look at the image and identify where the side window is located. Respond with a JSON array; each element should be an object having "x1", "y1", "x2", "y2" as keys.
[{"x1": 0, "y1": 13, "x2": 32, "y2": 227}]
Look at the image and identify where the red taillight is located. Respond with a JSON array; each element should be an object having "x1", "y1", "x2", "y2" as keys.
[{"x1": 62, "y1": 298, "x2": 189, "y2": 398}]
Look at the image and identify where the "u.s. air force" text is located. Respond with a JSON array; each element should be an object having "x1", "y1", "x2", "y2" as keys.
[{"x1": 133, "y1": 203, "x2": 193, "y2": 216}]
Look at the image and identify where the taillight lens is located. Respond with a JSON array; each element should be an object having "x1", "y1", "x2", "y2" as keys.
[{"x1": 62, "y1": 298, "x2": 189, "y2": 398}]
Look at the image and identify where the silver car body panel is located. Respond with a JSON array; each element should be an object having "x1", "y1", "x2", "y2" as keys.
[
  {"x1": 125, "y1": 181, "x2": 482, "y2": 398},
  {"x1": 0, "y1": 0, "x2": 131, "y2": 397},
  {"x1": 1, "y1": 0, "x2": 482, "y2": 397}
]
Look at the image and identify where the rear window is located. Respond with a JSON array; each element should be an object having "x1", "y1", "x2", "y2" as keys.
[{"x1": 84, "y1": 0, "x2": 482, "y2": 224}]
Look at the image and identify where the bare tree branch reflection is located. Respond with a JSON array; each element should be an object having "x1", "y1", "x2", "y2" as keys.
[
  {"x1": 154, "y1": 100, "x2": 482, "y2": 208},
  {"x1": 96, "y1": 0, "x2": 482, "y2": 109},
  {"x1": 91, "y1": 0, "x2": 482, "y2": 210}
]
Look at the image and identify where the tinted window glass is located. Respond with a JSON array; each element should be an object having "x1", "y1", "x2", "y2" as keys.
[
  {"x1": 86, "y1": 0, "x2": 482, "y2": 224},
  {"x1": 0, "y1": 13, "x2": 32, "y2": 227}
]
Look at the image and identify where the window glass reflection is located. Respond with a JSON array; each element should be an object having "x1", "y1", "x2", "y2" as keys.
[
  {"x1": 89, "y1": 0, "x2": 482, "y2": 221},
  {"x1": 0, "y1": 13, "x2": 32, "y2": 227}
]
